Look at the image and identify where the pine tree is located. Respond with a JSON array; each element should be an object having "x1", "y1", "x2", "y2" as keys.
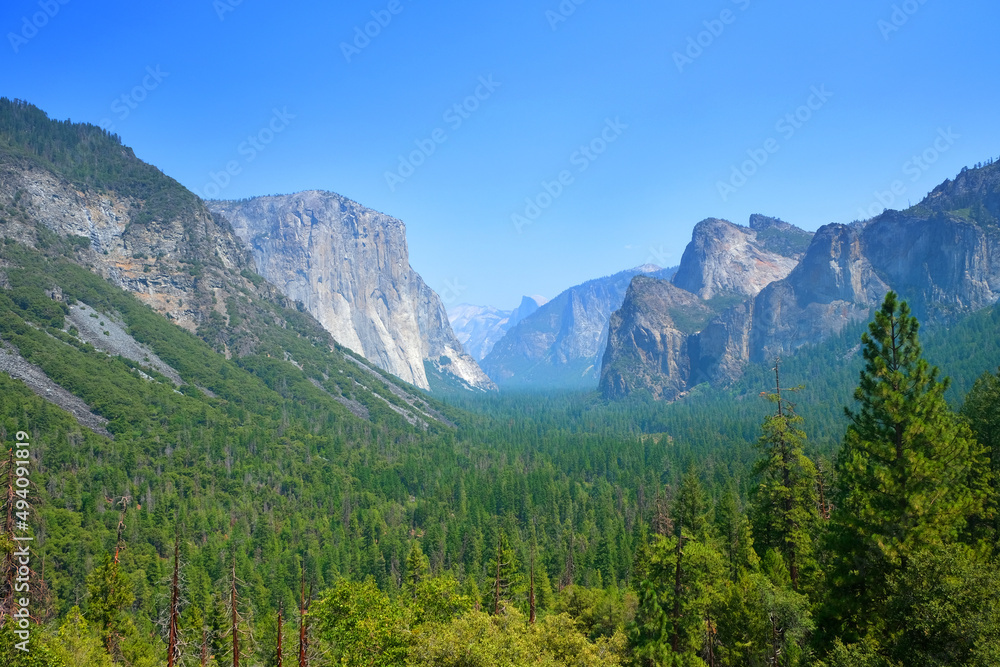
[
  {"x1": 167, "y1": 537, "x2": 181, "y2": 667},
  {"x1": 85, "y1": 553, "x2": 136, "y2": 661},
  {"x1": 961, "y1": 367, "x2": 1000, "y2": 544},
  {"x1": 714, "y1": 481, "x2": 757, "y2": 583},
  {"x1": 751, "y1": 360, "x2": 819, "y2": 592},
  {"x1": 488, "y1": 530, "x2": 519, "y2": 615},
  {"x1": 631, "y1": 471, "x2": 725, "y2": 666},
  {"x1": 404, "y1": 541, "x2": 429, "y2": 600},
  {"x1": 822, "y1": 292, "x2": 989, "y2": 644}
]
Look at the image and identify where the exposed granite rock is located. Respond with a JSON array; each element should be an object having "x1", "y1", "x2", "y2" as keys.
[
  {"x1": 747, "y1": 223, "x2": 889, "y2": 363},
  {"x1": 600, "y1": 277, "x2": 712, "y2": 401},
  {"x1": 0, "y1": 155, "x2": 272, "y2": 352},
  {"x1": 66, "y1": 303, "x2": 185, "y2": 385},
  {"x1": 672, "y1": 218, "x2": 803, "y2": 300},
  {"x1": 0, "y1": 341, "x2": 112, "y2": 438},
  {"x1": 600, "y1": 216, "x2": 811, "y2": 398},
  {"x1": 601, "y1": 165, "x2": 1000, "y2": 401},
  {"x1": 208, "y1": 191, "x2": 495, "y2": 392}
]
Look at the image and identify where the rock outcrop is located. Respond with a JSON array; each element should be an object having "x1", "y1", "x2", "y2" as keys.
[
  {"x1": 672, "y1": 217, "x2": 805, "y2": 300},
  {"x1": 482, "y1": 266, "x2": 675, "y2": 389},
  {"x1": 601, "y1": 277, "x2": 713, "y2": 400},
  {"x1": 0, "y1": 153, "x2": 268, "y2": 352},
  {"x1": 209, "y1": 192, "x2": 495, "y2": 392},
  {"x1": 601, "y1": 163, "x2": 1000, "y2": 401}
]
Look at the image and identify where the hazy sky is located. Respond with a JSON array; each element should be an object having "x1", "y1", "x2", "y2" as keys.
[{"x1": 4, "y1": 0, "x2": 1000, "y2": 309}]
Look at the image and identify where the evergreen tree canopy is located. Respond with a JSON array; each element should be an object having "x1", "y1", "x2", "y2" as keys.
[
  {"x1": 751, "y1": 362, "x2": 819, "y2": 592},
  {"x1": 824, "y1": 292, "x2": 988, "y2": 643}
]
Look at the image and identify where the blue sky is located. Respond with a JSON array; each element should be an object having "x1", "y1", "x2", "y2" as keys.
[{"x1": 3, "y1": 0, "x2": 999, "y2": 310}]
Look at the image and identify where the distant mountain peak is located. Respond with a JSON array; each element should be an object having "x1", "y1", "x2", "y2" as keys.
[{"x1": 632, "y1": 263, "x2": 664, "y2": 273}]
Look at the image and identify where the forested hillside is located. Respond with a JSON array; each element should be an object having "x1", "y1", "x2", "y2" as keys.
[
  {"x1": 1, "y1": 97, "x2": 999, "y2": 665},
  {"x1": 2, "y1": 229, "x2": 999, "y2": 665}
]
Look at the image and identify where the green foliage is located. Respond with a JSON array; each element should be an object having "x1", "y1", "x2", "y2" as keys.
[
  {"x1": 404, "y1": 541, "x2": 429, "y2": 599},
  {"x1": 552, "y1": 585, "x2": 636, "y2": 641},
  {"x1": 882, "y1": 544, "x2": 1000, "y2": 666},
  {"x1": 50, "y1": 607, "x2": 112, "y2": 667},
  {"x1": 408, "y1": 607, "x2": 626, "y2": 667},
  {"x1": 962, "y1": 367, "x2": 1000, "y2": 543},
  {"x1": 85, "y1": 554, "x2": 137, "y2": 659},
  {"x1": 0, "y1": 98, "x2": 200, "y2": 226},
  {"x1": 486, "y1": 530, "x2": 522, "y2": 615},
  {"x1": 715, "y1": 566, "x2": 814, "y2": 667},
  {"x1": 750, "y1": 373, "x2": 819, "y2": 591},
  {"x1": 631, "y1": 534, "x2": 725, "y2": 666},
  {"x1": 823, "y1": 292, "x2": 990, "y2": 645},
  {"x1": 753, "y1": 224, "x2": 814, "y2": 257},
  {"x1": 0, "y1": 620, "x2": 66, "y2": 667},
  {"x1": 411, "y1": 575, "x2": 473, "y2": 626},
  {"x1": 311, "y1": 578, "x2": 410, "y2": 667},
  {"x1": 4, "y1": 286, "x2": 67, "y2": 328}
]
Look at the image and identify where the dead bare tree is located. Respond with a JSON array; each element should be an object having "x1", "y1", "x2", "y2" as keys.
[
  {"x1": 277, "y1": 603, "x2": 284, "y2": 667},
  {"x1": 167, "y1": 537, "x2": 181, "y2": 667},
  {"x1": 298, "y1": 569, "x2": 310, "y2": 667},
  {"x1": 231, "y1": 559, "x2": 240, "y2": 667}
]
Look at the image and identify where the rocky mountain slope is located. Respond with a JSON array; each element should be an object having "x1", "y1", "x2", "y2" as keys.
[
  {"x1": 672, "y1": 215, "x2": 809, "y2": 300},
  {"x1": 0, "y1": 99, "x2": 468, "y2": 425},
  {"x1": 481, "y1": 265, "x2": 676, "y2": 389},
  {"x1": 0, "y1": 100, "x2": 280, "y2": 355},
  {"x1": 208, "y1": 192, "x2": 495, "y2": 392},
  {"x1": 449, "y1": 295, "x2": 547, "y2": 361},
  {"x1": 601, "y1": 216, "x2": 811, "y2": 399},
  {"x1": 601, "y1": 163, "x2": 1000, "y2": 401},
  {"x1": 599, "y1": 277, "x2": 713, "y2": 400}
]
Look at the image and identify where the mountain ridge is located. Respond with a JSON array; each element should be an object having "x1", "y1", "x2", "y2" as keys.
[
  {"x1": 601, "y1": 162, "x2": 1000, "y2": 401},
  {"x1": 481, "y1": 265, "x2": 677, "y2": 389}
]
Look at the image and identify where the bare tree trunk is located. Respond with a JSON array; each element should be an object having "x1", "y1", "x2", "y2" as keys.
[
  {"x1": 167, "y1": 538, "x2": 180, "y2": 667},
  {"x1": 299, "y1": 569, "x2": 308, "y2": 667},
  {"x1": 113, "y1": 496, "x2": 130, "y2": 564},
  {"x1": 277, "y1": 603, "x2": 283, "y2": 667},
  {"x1": 231, "y1": 559, "x2": 240, "y2": 667}
]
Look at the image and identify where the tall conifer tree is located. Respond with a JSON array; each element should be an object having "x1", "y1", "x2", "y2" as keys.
[
  {"x1": 823, "y1": 292, "x2": 988, "y2": 643},
  {"x1": 751, "y1": 360, "x2": 819, "y2": 592}
]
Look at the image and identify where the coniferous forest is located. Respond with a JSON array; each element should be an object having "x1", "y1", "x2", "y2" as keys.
[
  {"x1": 1, "y1": 102, "x2": 1000, "y2": 666},
  {"x1": 1, "y1": 229, "x2": 999, "y2": 665}
]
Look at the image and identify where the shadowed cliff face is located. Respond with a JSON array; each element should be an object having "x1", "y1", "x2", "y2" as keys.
[
  {"x1": 208, "y1": 191, "x2": 495, "y2": 392},
  {"x1": 600, "y1": 216, "x2": 810, "y2": 400},
  {"x1": 600, "y1": 277, "x2": 712, "y2": 400},
  {"x1": 482, "y1": 266, "x2": 676, "y2": 390},
  {"x1": 601, "y1": 164, "x2": 1000, "y2": 401}
]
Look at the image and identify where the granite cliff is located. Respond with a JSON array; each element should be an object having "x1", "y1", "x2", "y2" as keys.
[
  {"x1": 672, "y1": 216, "x2": 808, "y2": 300},
  {"x1": 449, "y1": 295, "x2": 547, "y2": 362},
  {"x1": 601, "y1": 162, "x2": 1000, "y2": 401},
  {"x1": 601, "y1": 216, "x2": 810, "y2": 399},
  {"x1": 208, "y1": 192, "x2": 495, "y2": 392}
]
